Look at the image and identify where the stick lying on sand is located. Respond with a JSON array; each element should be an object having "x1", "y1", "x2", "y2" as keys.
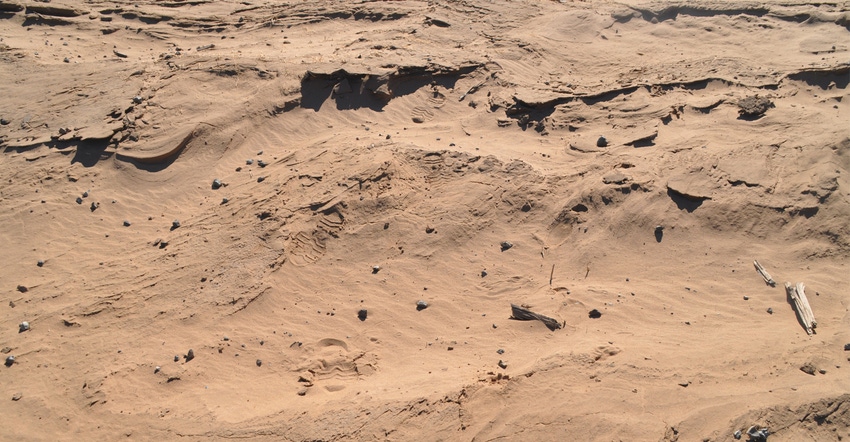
[
  {"x1": 510, "y1": 304, "x2": 562, "y2": 331},
  {"x1": 785, "y1": 282, "x2": 816, "y2": 335},
  {"x1": 753, "y1": 260, "x2": 776, "y2": 286}
]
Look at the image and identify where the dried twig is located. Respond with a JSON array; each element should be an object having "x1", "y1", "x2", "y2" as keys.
[{"x1": 753, "y1": 260, "x2": 775, "y2": 287}]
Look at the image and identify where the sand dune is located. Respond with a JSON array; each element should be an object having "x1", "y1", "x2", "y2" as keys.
[{"x1": 1, "y1": 0, "x2": 849, "y2": 440}]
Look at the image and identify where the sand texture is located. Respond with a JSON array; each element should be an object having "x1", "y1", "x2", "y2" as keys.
[{"x1": 1, "y1": 0, "x2": 849, "y2": 440}]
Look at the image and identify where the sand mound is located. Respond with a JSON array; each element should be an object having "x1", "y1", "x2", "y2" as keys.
[{"x1": 1, "y1": 0, "x2": 848, "y2": 440}]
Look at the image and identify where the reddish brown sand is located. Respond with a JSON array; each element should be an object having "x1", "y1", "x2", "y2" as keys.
[{"x1": 1, "y1": 1, "x2": 849, "y2": 440}]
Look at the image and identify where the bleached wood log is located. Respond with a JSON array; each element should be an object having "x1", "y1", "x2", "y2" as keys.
[
  {"x1": 753, "y1": 260, "x2": 776, "y2": 287},
  {"x1": 785, "y1": 282, "x2": 817, "y2": 335}
]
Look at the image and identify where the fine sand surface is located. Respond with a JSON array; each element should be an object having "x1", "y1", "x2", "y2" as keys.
[{"x1": 1, "y1": 0, "x2": 849, "y2": 440}]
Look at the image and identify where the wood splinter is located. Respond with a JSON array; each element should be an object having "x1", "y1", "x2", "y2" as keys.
[
  {"x1": 753, "y1": 260, "x2": 776, "y2": 286},
  {"x1": 785, "y1": 282, "x2": 817, "y2": 335},
  {"x1": 510, "y1": 304, "x2": 562, "y2": 331}
]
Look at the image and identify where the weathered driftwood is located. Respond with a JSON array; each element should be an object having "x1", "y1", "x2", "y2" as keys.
[
  {"x1": 753, "y1": 260, "x2": 776, "y2": 287},
  {"x1": 785, "y1": 282, "x2": 817, "y2": 335},
  {"x1": 510, "y1": 304, "x2": 562, "y2": 331}
]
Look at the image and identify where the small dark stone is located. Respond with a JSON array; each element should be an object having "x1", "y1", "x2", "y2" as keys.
[
  {"x1": 133, "y1": 96, "x2": 143, "y2": 104},
  {"x1": 383, "y1": 222, "x2": 389, "y2": 230},
  {"x1": 90, "y1": 202, "x2": 99, "y2": 212},
  {"x1": 481, "y1": 270, "x2": 487, "y2": 277},
  {"x1": 498, "y1": 360, "x2": 507, "y2": 369},
  {"x1": 800, "y1": 363, "x2": 817, "y2": 376},
  {"x1": 16, "y1": 285, "x2": 27, "y2": 293},
  {"x1": 588, "y1": 309, "x2": 602, "y2": 319},
  {"x1": 767, "y1": 307, "x2": 774, "y2": 314},
  {"x1": 246, "y1": 159, "x2": 254, "y2": 165},
  {"x1": 221, "y1": 198, "x2": 229, "y2": 204},
  {"x1": 37, "y1": 260, "x2": 44, "y2": 267},
  {"x1": 596, "y1": 136, "x2": 608, "y2": 147},
  {"x1": 171, "y1": 220, "x2": 181, "y2": 230},
  {"x1": 447, "y1": 346, "x2": 454, "y2": 351},
  {"x1": 75, "y1": 197, "x2": 83, "y2": 204},
  {"x1": 357, "y1": 309, "x2": 368, "y2": 321},
  {"x1": 123, "y1": 220, "x2": 131, "y2": 227},
  {"x1": 257, "y1": 150, "x2": 263, "y2": 155},
  {"x1": 654, "y1": 225, "x2": 664, "y2": 243},
  {"x1": 256, "y1": 359, "x2": 262, "y2": 367},
  {"x1": 372, "y1": 265, "x2": 381, "y2": 274},
  {"x1": 222, "y1": 336, "x2": 229, "y2": 341},
  {"x1": 4, "y1": 356, "x2": 15, "y2": 367},
  {"x1": 497, "y1": 349, "x2": 504, "y2": 354},
  {"x1": 174, "y1": 355, "x2": 179, "y2": 362},
  {"x1": 257, "y1": 176, "x2": 265, "y2": 183},
  {"x1": 211, "y1": 178, "x2": 222, "y2": 190},
  {"x1": 521, "y1": 202, "x2": 532, "y2": 212},
  {"x1": 743, "y1": 296, "x2": 749, "y2": 301},
  {"x1": 82, "y1": 191, "x2": 88, "y2": 198},
  {"x1": 416, "y1": 300, "x2": 428, "y2": 311},
  {"x1": 843, "y1": 343, "x2": 850, "y2": 351},
  {"x1": 0, "y1": 119, "x2": 9, "y2": 125},
  {"x1": 185, "y1": 349, "x2": 195, "y2": 362},
  {"x1": 11, "y1": 392, "x2": 22, "y2": 401},
  {"x1": 257, "y1": 160, "x2": 268, "y2": 168},
  {"x1": 425, "y1": 226, "x2": 435, "y2": 234},
  {"x1": 500, "y1": 241, "x2": 513, "y2": 251},
  {"x1": 18, "y1": 322, "x2": 29, "y2": 333}
]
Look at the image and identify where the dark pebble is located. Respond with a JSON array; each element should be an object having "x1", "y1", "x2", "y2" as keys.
[
  {"x1": 844, "y1": 343, "x2": 850, "y2": 351},
  {"x1": 357, "y1": 309, "x2": 368, "y2": 321},
  {"x1": 588, "y1": 309, "x2": 602, "y2": 319},
  {"x1": 498, "y1": 360, "x2": 507, "y2": 369},
  {"x1": 257, "y1": 176, "x2": 265, "y2": 183},
  {"x1": 372, "y1": 265, "x2": 380, "y2": 274},
  {"x1": 76, "y1": 197, "x2": 83, "y2": 204},
  {"x1": 256, "y1": 359, "x2": 262, "y2": 367},
  {"x1": 133, "y1": 96, "x2": 143, "y2": 104},
  {"x1": 416, "y1": 300, "x2": 428, "y2": 311},
  {"x1": 257, "y1": 160, "x2": 268, "y2": 168},
  {"x1": 16, "y1": 285, "x2": 27, "y2": 293},
  {"x1": 767, "y1": 307, "x2": 774, "y2": 314},
  {"x1": 221, "y1": 198, "x2": 229, "y2": 204},
  {"x1": 90, "y1": 202, "x2": 99, "y2": 212},
  {"x1": 481, "y1": 270, "x2": 487, "y2": 277},
  {"x1": 212, "y1": 178, "x2": 222, "y2": 190},
  {"x1": 0, "y1": 119, "x2": 9, "y2": 125},
  {"x1": 123, "y1": 220, "x2": 131, "y2": 227},
  {"x1": 185, "y1": 349, "x2": 194, "y2": 362},
  {"x1": 497, "y1": 349, "x2": 504, "y2": 354},
  {"x1": 596, "y1": 136, "x2": 608, "y2": 147},
  {"x1": 4, "y1": 356, "x2": 14, "y2": 367},
  {"x1": 174, "y1": 355, "x2": 179, "y2": 362},
  {"x1": 37, "y1": 260, "x2": 44, "y2": 267},
  {"x1": 246, "y1": 159, "x2": 253, "y2": 165},
  {"x1": 171, "y1": 220, "x2": 181, "y2": 230},
  {"x1": 500, "y1": 241, "x2": 513, "y2": 251}
]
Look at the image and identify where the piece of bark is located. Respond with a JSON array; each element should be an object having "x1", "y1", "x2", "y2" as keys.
[
  {"x1": 785, "y1": 282, "x2": 816, "y2": 335},
  {"x1": 510, "y1": 304, "x2": 562, "y2": 331},
  {"x1": 753, "y1": 260, "x2": 776, "y2": 287}
]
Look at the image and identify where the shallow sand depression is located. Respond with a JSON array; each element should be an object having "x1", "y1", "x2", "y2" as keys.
[{"x1": 1, "y1": 0, "x2": 849, "y2": 440}]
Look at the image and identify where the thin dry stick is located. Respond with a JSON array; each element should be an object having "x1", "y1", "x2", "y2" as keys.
[
  {"x1": 753, "y1": 260, "x2": 776, "y2": 286},
  {"x1": 549, "y1": 264, "x2": 555, "y2": 286}
]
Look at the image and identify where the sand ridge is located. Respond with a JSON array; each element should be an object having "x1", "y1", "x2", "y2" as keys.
[{"x1": 1, "y1": 0, "x2": 849, "y2": 440}]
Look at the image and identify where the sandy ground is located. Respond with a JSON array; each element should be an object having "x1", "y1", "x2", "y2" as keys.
[{"x1": 1, "y1": 0, "x2": 849, "y2": 440}]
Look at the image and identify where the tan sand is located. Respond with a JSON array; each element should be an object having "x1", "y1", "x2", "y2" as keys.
[{"x1": 1, "y1": 0, "x2": 849, "y2": 440}]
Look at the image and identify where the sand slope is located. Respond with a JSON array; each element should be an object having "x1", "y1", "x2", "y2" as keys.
[{"x1": 1, "y1": 0, "x2": 849, "y2": 440}]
